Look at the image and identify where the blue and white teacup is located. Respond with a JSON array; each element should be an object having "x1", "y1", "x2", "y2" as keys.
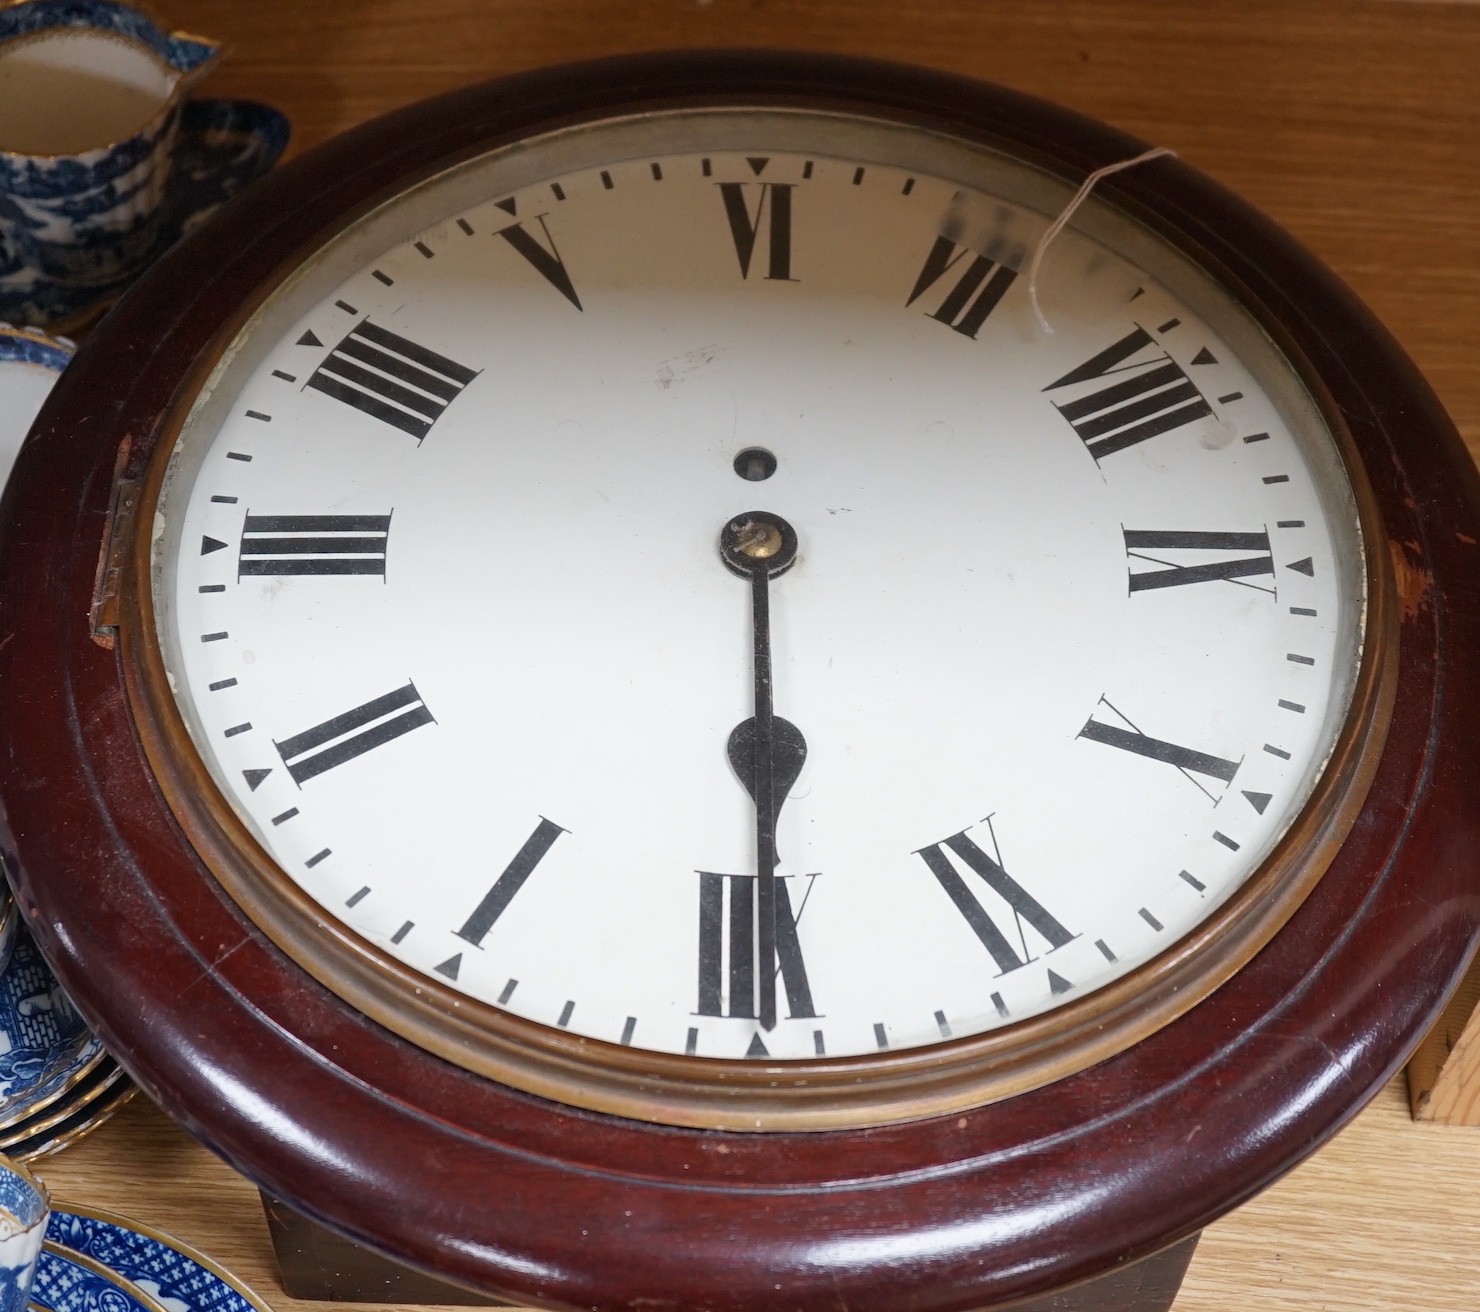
[
  {"x1": 0, "y1": 1153, "x2": 47, "y2": 1312},
  {"x1": 0, "y1": 1, "x2": 219, "y2": 289}
]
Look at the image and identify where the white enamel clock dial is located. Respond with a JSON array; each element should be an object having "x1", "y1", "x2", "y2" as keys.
[{"x1": 153, "y1": 111, "x2": 1365, "y2": 1069}]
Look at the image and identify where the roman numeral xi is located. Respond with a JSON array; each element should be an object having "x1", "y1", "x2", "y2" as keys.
[
  {"x1": 1045, "y1": 327, "x2": 1212, "y2": 461},
  {"x1": 697, "y1": 872, "x2": 817, "y2": 1020},
  {"x1": 916, "y1": 824, "x2": 1074, "y2": 976},
  {"x1": 307, "y1": 320, "x2": 478, "y2": 441}
]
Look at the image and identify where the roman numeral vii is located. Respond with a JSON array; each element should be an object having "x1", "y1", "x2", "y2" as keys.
[{"x1": 905, "y1": 235, "x2": 1017, "y2": 338}]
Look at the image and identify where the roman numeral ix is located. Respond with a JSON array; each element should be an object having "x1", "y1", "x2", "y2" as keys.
[
  {"x1": 915, "y1": 822, "x2": 1073, "y2": 975},
  {"x1": 718, "y1": 177, "x2": 796, "y2": 282},
  {"x1": 307, "y1": 320, "x2": 478, "y2": 441},
  {"x1": 238, "y1": 513, "x2": 391, "y2": 577},
  {"x1": 1044, "y1": 326, "x2": 1212, "y2": 461},
  {"x1": 275, "y1": 681, "x2": 434, "y2": 785},
  {"x1": 697, "y1": 872, "x2": 816, "y2": 1020},
  {"x1": 905, "y1": 235, "x2": 1017, "y2": 338},
  {"x1": 1124, "y1": 528, "x2": 1274, "y2": 593}
]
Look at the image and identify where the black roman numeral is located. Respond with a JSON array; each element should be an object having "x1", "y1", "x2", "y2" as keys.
[
  {"x1": 915, "y1": 822, "x2": 1074, "y2": 975},
  {"x1": 238, "y1": 513, "x2": 391, "y2": 577},
  {"x1": 697, "y1": 872, "x2": 816, "y2": 1019},
  {"x1": 718, "y1": 183, "x2": 796, "y2": 281},
  {"x1": 905, "y1": 236, "x2": 1017, "y2": 338},
  {"x1": 1124, "y1": 528, "x2": 1274, "y2": 593},
  {"x1": 1044, "y1": 327, "x2": 1212, "y2": 460},
  {"x1": 1080, "y1": 698, "x2": 1240, "y2": 801},
  {"x1": 275, "y1": 681, "x2": 434, "y2": 785},
  {"x1": 454, "y1": 818, "x2": 567, "y2": 947},
  {"x1": 306, "y1": 320, "x2": 478, "y2": 441},
  {"x1": 495, "y1": 216, "x2": 583, "y2": 310}
]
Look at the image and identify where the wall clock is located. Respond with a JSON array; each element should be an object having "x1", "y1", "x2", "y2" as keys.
[{"x1": 1, "y1": 49, "x2": 1477, "y2": 1312}]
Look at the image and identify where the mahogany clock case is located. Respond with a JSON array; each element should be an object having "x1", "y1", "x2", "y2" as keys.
[{"x1": 0, "y1": 51, "x2": 1477, "y2": 1312}]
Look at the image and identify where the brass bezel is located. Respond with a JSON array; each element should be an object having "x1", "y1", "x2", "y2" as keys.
[{"x1": 117, "y1": 106, "x2": 1398, "y2": 1132}]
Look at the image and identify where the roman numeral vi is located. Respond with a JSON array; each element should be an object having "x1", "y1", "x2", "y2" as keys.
[{"x1": 718, "y1": 182, "x2": 796, "y2": 281}]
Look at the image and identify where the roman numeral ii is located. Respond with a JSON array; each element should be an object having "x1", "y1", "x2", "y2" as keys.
[{"x1": 275, "y1": 681, "x2": 434, "y2": 785}]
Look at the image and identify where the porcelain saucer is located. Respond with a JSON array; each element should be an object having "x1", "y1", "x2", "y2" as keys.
[
  {"x1": 47, "y1": 1207, "x2": 271, "y2": 1312},
  {"x1": 0, "y1": 1057, "x2": 126, "y2": 1154},
  {"x1": 0, "y1": 927, "x2": 106, "y2": 1133},
  {"x1": 32, "y1": 1241, "x2": 169, "y2": 1312},
  {"x1": 0, "y1": 98, "x2": 290, "y2": 331}
]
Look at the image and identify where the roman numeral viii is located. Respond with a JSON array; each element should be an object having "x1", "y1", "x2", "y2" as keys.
[
  {"x1": 915, "y1": 824, "x2": 1073, "y2": 975},
  {"x1": 1044, "y1": 327, "x2": 1212, "y2": 461},
  {"x1": 1124, "y1": 528, "x2": 1274, "y2": 593},
  {"x1": 718, "y1": 181, "x2": 796, "y2": 281},
  {"x1": 307, "y1": 320, "x2": 478, "y2": 441},
  {"x1": 238, "y1": 513, "x2": 391, "y2": 577},
  {"x1": 697, "y1": 872, "x2": 816, "y2": 1019},
  {"x1": 905, "y1": 236, "x2": 1017, "y2": 338},
  {"x1": 275, "y1": 681, "x2": 434, "y2": 785}
]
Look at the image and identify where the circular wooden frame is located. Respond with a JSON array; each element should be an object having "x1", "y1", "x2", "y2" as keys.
[
  {"x1": 116, "y1": 95, "x2": 1399, "y2": 1134},
  {"x1": 1, "y1": 52, "x2": 1478, "y2": 1310}
]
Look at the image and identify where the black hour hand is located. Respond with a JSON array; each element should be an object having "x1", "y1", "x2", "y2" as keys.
[{"x1": 726, "y1": 716, "x2": 808, "y2": 863}]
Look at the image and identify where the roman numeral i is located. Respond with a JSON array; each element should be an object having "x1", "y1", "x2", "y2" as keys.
[
  {"x1": 307, "y1": 320, "x2": 478, "y2": 441},
  {"x1": 1044, "y1": 326, "x2": 1212, "y2": 461}
]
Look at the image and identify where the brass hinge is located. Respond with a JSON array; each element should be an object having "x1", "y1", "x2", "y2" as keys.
[{"x1": 90, "y1": 435, "x2": 139, "y2": 650}]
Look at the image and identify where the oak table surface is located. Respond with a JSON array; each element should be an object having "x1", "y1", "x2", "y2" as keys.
[{"x1": 30, "y1": 2, "x2": 1480, "y2": 1310}]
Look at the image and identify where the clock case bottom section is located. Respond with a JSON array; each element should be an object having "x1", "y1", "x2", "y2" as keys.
[{"x1": 260, "y1": 1193, "x2": 1200, "y2": 1312}]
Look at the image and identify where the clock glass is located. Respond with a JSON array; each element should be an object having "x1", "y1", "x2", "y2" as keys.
[{"x1": 143, "y1": 108, "x2": 1376, "y2": 1125}]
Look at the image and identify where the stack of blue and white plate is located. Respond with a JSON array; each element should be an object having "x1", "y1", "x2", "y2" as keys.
[{"x1": 37, "y1": 1206, "x2": 272, "y2": 1312}]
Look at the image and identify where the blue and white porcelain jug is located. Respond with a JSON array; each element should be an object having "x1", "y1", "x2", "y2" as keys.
[{"x1": 0, "y1": 1, "x2": 219, "y2": 291}]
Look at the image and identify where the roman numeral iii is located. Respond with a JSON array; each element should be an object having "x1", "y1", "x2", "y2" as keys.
[
  {"x1": 275, "y1": 681, "x2": 434, "y2": 785},
  {"x1": 696, "y1": 872, "x2": 816, "y2": 1019},
  {"x1": 1044, "y1": 327, "x2": 1212, "y2": 460},
  {"x1": 238, "y1": 513, "x2": 391, "y2": 577},
  {"x1": 718, "y1": 182, "x2": 796, "y2": 281},
  {"x1": 915, "y1": 823, "x2": 1073, "y2": 975},
  {"x1": 1123, "y1": 528, "x2": 1274, "y2": 592},
  {"x1": 905, "y1": 236, "x2": 1017, "y2": 338},
  {"x1": 306, "y1": 320, "x2": 478, "y2": 441}
]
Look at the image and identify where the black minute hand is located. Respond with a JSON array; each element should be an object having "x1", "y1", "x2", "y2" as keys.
[{"x1": 721, "y1": 512, "x2": 805, "y2": 1032}]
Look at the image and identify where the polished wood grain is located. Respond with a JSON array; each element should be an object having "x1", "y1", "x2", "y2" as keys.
[{"x1": 8, "y1": 3, "x2": 1480, "y2": 1310}]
